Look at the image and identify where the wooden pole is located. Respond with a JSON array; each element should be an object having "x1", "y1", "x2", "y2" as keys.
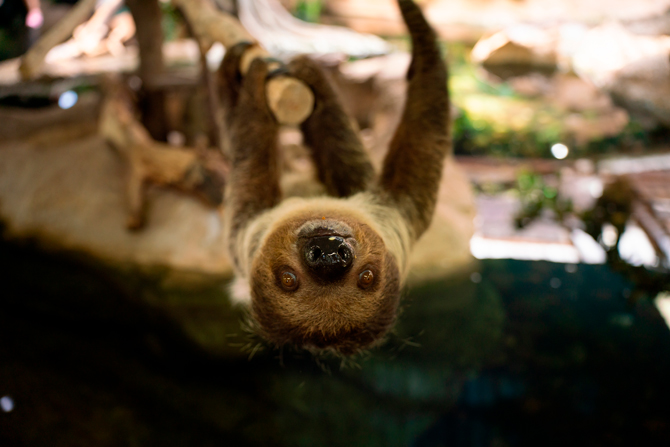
[
  {"x1": 172, "y1": 0, "x2": 314, "y2": 126},
  {"x1": 125, "y1": 0, "x2": 169, "y2": 140}
]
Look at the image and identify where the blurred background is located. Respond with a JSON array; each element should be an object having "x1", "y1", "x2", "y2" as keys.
[{"x1": 1, "y1": 0, "x2": 670, "y2": 445}]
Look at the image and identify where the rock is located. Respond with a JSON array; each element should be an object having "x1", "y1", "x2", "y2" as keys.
[
  {"x1": 473, "y1": 20, "x2": 670, "y2": 133},
  {"x1": 547, "y1": 73, "x2": 630, "y2": 145},
  {"x1": 608, "y1": 55, "x2": 670, "y2": 128},
  {"x1": 324, "y1": 0, "x2": 670, "y2": 44},
  {"x1": 0, "y1": 133, "x2": 232, "y2": 281},
  {"x1": 471, "y1": 25, "x2": 558, "y2": 76},
  {"x1": 563, "y1": 108, "x2": 630, "y2": 146},
  {"x1": 0, "y1": 112, "x2": 474, "y2": 286},
  {"x1": 572, "y1": 22, "x2": 670, "y2": 127},
  {"x1": 623, "y1": 7, "x2": 670, "y2": 36}
]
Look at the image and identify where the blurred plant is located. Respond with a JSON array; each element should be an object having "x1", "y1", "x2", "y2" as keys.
[
  {"x1": 513, "y1": 171, "x2": 572, "y2": 229},
  {"x1": 444, "y1": 39, "x2": 669, "y2": 159},
  {"x1": 160, "y1": 1, "x2": 183, "y2": 42},
  {"x1": 294, "y1": 0, "x2": 322, "y2": 23},
  {"x1": 580, "y1": 178, "x2": 669, "y2": 301},
  {"x1": 452, "y1": 107, "x2": 567, "y2": 159},
  {"x1": 512, "y1": 174, "x2": 668, "y2": 301},
  {"x1": 581, "y1": 178, "x2": 633, "y2": 243}
]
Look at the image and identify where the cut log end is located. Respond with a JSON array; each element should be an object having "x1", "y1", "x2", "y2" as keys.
[
  {"x1": 266, "y1": 76, "x2": 315, "y2": 126},
  {"x1": 239, "y1": 45, "x2": 269, "y2": 73}
]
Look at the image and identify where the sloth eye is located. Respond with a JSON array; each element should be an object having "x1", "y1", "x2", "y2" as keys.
[
  {"x1": 280, "y1": 271, "x2": 298, "y2": 291},
  {"x1": 358, "y1": 270, "x2": 374, "y2": 289}
]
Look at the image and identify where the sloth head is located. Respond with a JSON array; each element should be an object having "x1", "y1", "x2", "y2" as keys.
[{"x1": 249, "y1": 210, "x2": 401, "y2": 355}]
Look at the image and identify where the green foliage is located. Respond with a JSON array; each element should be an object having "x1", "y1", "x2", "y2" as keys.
[
  {"x1": 441, "y1": 39, "x2": 670, "y2": 159},
  {"x1": 446, "y1": 42, "x2": 566, "y2": 159},
  {"x1": 294, "y1": 0, "x2": 323, "y2": 23},
  {"x1": 160, "y1": 1, "x2": 182, "y2": 42},
  {"x1": 514, "y1": 171, "x2": 572, "y2": 229},
  {"x1": 453, "y1": 108, "x2": 559, "y2": 158}
]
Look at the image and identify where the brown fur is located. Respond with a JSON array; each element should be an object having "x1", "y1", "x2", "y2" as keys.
[
  {"x1": 250, "y1": 209, "x2": 399, "y2": 355},
  {"x1": 220, "y1": 0, "x2": 450, "y2": 355}
]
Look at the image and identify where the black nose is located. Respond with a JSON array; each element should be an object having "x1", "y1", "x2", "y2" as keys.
[{"x1": 303, "y1": 236, "x2": 353, "y2": 280}]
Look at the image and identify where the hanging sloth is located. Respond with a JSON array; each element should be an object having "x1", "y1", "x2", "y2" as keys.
[{"x1": 220, "y1": 0, "x2": 450, "y2": 355}]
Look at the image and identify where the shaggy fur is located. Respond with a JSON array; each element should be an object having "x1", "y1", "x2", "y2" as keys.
[{"x1": 221, "y1": 0, "x2": 450, "y2": 355}]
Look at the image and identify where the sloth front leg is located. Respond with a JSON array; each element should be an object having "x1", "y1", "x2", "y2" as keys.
[
  {"x1": 379, "y1": 0, "x2": 450, "y2": 241},
  {"x1": 288, "y1": 56, "x2": 374, "y2": 198},
  {"x1": 219, "y1": 44, "x2": 281, "y2": 246}
]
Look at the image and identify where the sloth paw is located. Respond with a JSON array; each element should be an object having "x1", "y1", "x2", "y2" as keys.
[
  {"x1": 241, "y1": 57, "x2": 270, "y2": 106},
  {"x1": 287, "y1": 56, "x2": 336, "y2": 101},
  {"x1": 219, "y1": 41, "x2": 255, "y2": 111}
]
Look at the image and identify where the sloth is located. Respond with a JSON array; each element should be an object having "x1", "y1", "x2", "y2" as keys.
[{"x1": 220, "y1": 0, "x2": 450, "y2": 355}]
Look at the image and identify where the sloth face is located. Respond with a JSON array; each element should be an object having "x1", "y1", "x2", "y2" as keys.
[{"x1": 249, "y1": 211, "x2": 400, "y2": 355}]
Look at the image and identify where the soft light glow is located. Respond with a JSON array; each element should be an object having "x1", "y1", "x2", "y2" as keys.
[
  {"x1": 470, "y1": 235, "x2": 581, "y2": 263},
  {"x1": 601, "y1": 223, "x2": 618, "y2": 248},
  {"x1": 1, "y1": 396, "x2": 14, "y2": 413},
  {"x1": 167, "y1": 131, "x2": 185, "y2": 147},
  {"x1": 655, "y1": 292, "x2": 670, "y2": 331},
  {"x1": 551, "y1": 143, "x2": 569, "y2": 159},
  {"x1": 470, "y1": 272, "x2": 482, "y2": 283},
  {"x1": 570, "y1": 229, "x2": 607, "y2": 264},
  {"x1": 128, "y1": 76, "x2": 142, "y2": 91},
  {"x1": 619, "y1": 223, "x2": 659, "y2": 267},
  {"x1": 589, "y1": 179, "x2": 604, "y2": 198},
  {"x1": 206, "y1": 42, "x2": 225, "y2": 71},
  {"x1": 58, "y1": 90, "x2": 78, "y2": 110}
]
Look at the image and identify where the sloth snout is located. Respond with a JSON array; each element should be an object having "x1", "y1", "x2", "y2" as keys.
[{"x1": 303, "y1": 236, "x2": 353, "y2": 280}]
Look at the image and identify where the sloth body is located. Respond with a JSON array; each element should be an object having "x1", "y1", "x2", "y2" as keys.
[{"x1": 220, "y1": 0, "x2": 450, "y2": 355}]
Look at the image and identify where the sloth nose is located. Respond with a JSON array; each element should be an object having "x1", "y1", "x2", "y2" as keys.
[{"x1": 303, "y1": 236, "x2": 353, "y2": 279}]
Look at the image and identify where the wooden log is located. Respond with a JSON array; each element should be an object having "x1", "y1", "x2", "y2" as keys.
[
  {"x1": 19, "y1": 0, "x2": 97, "y2": 80},
  {"x1": 172, "y1": 0, "x2": 314, "y2": 126}
]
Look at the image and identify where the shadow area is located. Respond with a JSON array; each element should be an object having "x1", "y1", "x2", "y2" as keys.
[{"x1": 1, "y1": 239, "x2": 670, "y2": 446}]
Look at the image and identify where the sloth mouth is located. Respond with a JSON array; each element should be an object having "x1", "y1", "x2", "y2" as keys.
[{"x1": 296, "y1": 219, "x2": 354, "y2": 240}]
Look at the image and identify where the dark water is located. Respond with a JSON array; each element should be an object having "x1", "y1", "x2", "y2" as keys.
[{"x1": 1, "y1": 240, "x2": 669, "y2": 446}]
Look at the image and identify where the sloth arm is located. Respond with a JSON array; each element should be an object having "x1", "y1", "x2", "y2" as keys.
[
  {"x1": 220, "y1": 44, "x2": 281, "y2": 243},
  {"x1": 288, "y1": 56, "x2": 375, "y2": 198},
  {"x1": 379, "y1": 0, "x2": 450, "y2": 241}
]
